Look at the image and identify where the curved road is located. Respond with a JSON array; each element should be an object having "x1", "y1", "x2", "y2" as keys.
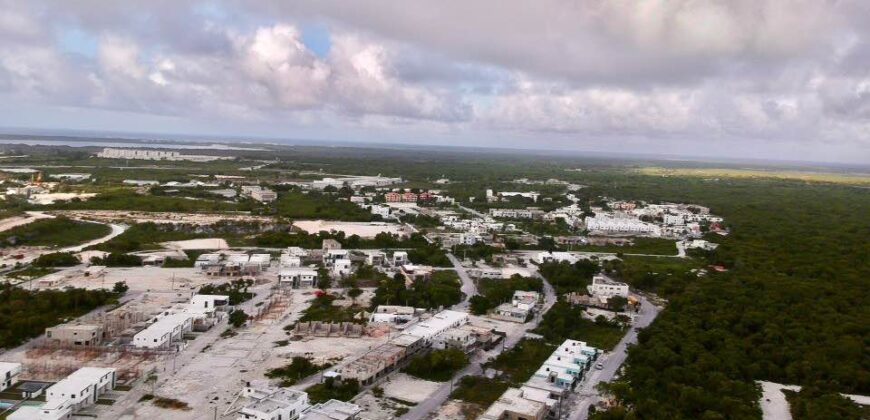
[{"x1": 447, "y1": 253, "x2": 478, "y2": 311}]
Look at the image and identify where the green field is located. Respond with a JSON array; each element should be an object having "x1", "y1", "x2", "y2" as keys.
[
  {"x1": 638, "y1": 166, "x2": 870, "y2": 186},
  {"x1": 0, "y1": 217, "x2": 110, "y2": 248}
]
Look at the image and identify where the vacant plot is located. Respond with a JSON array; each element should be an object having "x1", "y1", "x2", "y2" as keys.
[
  {"x1": 638, "y1": 167, "x2": 870, "y2": 186},
  {"x1": 0, "y1": 217, "x2": 110, "y2": 248},
  {"x1": 293, "y1": 220, "x2": 407, "y2": 239}
]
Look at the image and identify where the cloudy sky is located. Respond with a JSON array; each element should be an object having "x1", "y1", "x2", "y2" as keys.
[{"x1": 0, "y1": 1, "x2": 868, "y2": 163}]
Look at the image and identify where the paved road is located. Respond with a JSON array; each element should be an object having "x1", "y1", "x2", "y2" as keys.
[
  {"x1": 400, "y1": 275, "x2": 557, "y2": 420},
  {"x1": 0, "y1": 213, "x2": 128, "y2": 272},
  {"x1": 758, "y1": 381, "x2": 870, "y2": 420},
  {"x1": 514, "y1": 249, "x2": 684, "y2": 260},
  {"x1": 447, "y1": 253, "x2": 478, "y2": 311},
  {"x1": 456, "y1": 204, "x2": 485, "y2": 218},
  {"x1": 565, "y1": 296, "x2": 660, "y2": 420}
]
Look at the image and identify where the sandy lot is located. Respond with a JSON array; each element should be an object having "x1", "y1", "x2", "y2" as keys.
[
  {"x1": 52, "y1": 210, "x2": 273, "y2": 225},
  {"x1": 382, "y1": 373, "x2": 442, "y2": 404},
  {"x1": 293, "y1": 220, "x2": 408, "y2": 238},
  {"x1": 0, "y1": 211, "x2": 53, "y2": 232},
  {"x1": 355, "y1": 391, "x2": 416, "y2": 420},
  {"x1": 51, "y1": 266, "x2": 213, "y2": 292},
  {"x1": 162, "y1": 238, "x2": 229, "y2": 250},
  {"x1": 29, "y1": 192, "x2": 97, "y2": 205}
]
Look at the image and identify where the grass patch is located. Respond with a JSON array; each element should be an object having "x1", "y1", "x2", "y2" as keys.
[
  {"x1": 403, "y1": 348, "x2": 469, "y2": 382},
  {"x1": 151, "y1": 396, "x2": 191, "y2": 411},
  {"x1": 486, "y1": 339, "x2": 555, "y2": 384},
  {"x1": 533, "y1": 302, "x2": 627, "y2": 351},
  {"x1": 449, "y1": 376, "x2": 510, "y2": 407},
  {"x1": 784, "y1": 387, "x2": 870, "y2": 420},
  {"x1": 265, "y1": 357, "x2": 332, "y2": 387},
  {"x1": 637, "y1": 166, "x2": 870, "y2": 186},
  {"x1": 277, "y1": 190, "x2": 373, "y2": 221},
  {"x1": 304, "y1": 378, "x2": 360, "y2": 403},
  {"x1": 46, "y1": 189, "x2": 243, "y2": 213},
  {"x1": 0, "y1": 217, "x2": 110, "y2": 248},
  {"x1": 0, "y1": 287, "x2": 119, "y2": 349},
  {"x1": 370, "y1": 270, "x2": 462, "y2": 310},
  {"x1": 470, "y1": 275, "x2": 542, "y2": 315},
  {"x1": 575, "y1": 237, "x2": 677, "y2": 255},
  {"x1": 300, "y1": 294, "x2": 366, "y2": 324},
  {"x1": 5, "y1": 266, "x2": 59, "y2": 280},
  {"x1": 90, "y1": 222, "x2": 264, "y2": 253}
]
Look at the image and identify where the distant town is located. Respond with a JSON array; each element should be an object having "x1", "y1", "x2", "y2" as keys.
[{"x1": 0, "y1": 141, "x2": 865, "y2": 420}]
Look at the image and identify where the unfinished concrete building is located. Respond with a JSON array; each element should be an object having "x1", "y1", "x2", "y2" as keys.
[{"x1": 293, "y1": 322, "x2": 363, "y2": 338}]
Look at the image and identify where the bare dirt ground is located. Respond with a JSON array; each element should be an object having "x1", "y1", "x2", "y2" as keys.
[
  {"x1": 161, "y1": 238, "x2": 229, "y2": 250},
  {"x1": 52, "y1": 210, "x2": 273, "y2": 225},
  {"x1": 0, "y1": 211, "x2": 53, "y2": 232},
  {"x1": 382, "y1": 373, "x2": 442, "y2": 404},
  {"x1": 293, "y1": 220, "x2": 409, "y2": 238}
]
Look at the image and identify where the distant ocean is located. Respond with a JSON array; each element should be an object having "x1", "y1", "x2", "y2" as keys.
[{"x1": 0, "y1": 138, "x2": 263, "y2": 151}]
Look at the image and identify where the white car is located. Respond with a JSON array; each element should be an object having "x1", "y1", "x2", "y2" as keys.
[{"x1": 594, "y1": 363, "x2": 604, "y2": 370}]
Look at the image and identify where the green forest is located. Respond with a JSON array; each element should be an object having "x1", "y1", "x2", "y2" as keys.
[
  {"x1": 582, "y1": 174, "x2": 870, "y2": 419},
  {"x1": 0, "y1": 217, "x2": 110, "y2": 248},
  {"x1": 0, "y1": 285, "x2": 120, "y2": 349}
]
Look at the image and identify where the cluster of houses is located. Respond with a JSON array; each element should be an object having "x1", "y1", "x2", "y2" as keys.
[
  {"x1": 384, "y1": 191, "x2": 434, "y2": 203},
  {"x1": 240, "y1": 185, "x2": 277, "y2": 203},
  {"x1": 331, "y1": 310, "x2": 492, "y2": 386},
  {"x1": 4, "y1": 366, "x2": 117, "y2": 420},
  {"x1": 482, "y1": 339, "x2": 600, "y2": 420},
  {"x1": 195, "y1": 253, "x2": 272, "y2": 277},
  {"x1": 40, "y1": 294, "x2": 229, "y2": 351},
  {"x1": 234, "y1": 381, "x2": 362, "y2": 420},
  {"x1": 486, "y1": 189, "x2": 540, "y2": 203},
  {"x1": 491, "y1": 291, "x2": 543, "y2": 323}
]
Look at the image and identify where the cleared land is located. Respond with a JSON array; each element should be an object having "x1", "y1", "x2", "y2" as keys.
[{"x1": 638, "y1": 166, "x2": 870, "y2": 186}]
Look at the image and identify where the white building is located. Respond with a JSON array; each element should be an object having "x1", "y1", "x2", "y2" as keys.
[
  {"x1": 9, "y1": 367, "x2": 116, "y2": 420},
  {"x1": 188, "y1": 294, "x2": 230, "y2": 315},
  {"x1": 311, "y1": 176, "x2": 402, "y2": 190},
  {"x1": 237, "y1": 384, "x2": 309, "y2": 420},
  {"x1": 369, "y1": 204, "x2": 392, "y2": 218},
  {"x1": 49, "y1": 173, "x2": 91, "y2": 181},
  {"x1": 392, "y1": 251, "x2": 408, "y2": 267},
  {"x1": 249, "y1": 254, "x2": 272, "y2": 271},
  {"x1": 534, "y1": 251, "x2": 578, "y2": 265},
  {"x1": 97, "y1": 147, "x2": 227, "y2": 162},
  {"x1": 364, "y1": 251, "x2": 387, "y2": 266},
  {"x1": 585, "y1": 215, "x2": 660, "y2": 236},
  {"x1": 285, "y1": 247, "x2": 309, "y2": 257},
  {"x1": 459, "y1": 233, "x2": 484, "y2": 246},
  {"x1": 368, "y1": 306, "x2": 418, "y2": 324},
  {"x1": 132, "y1": 313, "x2": 193, "y2": 349},
  {"x1": 194, "y1": 253, "x2": 221, "y2": 269},
  {"x1": 480, "y1": 387, "x2": 548, "y2": 420},
  {"x1": 241, "y1": 186, "x2": 277, "y2": 203},
  {"x1": 301, "y1": 399, "x2": 362, "y2": 420},
  {"x1": 0, "y1": 361, "x2": 21, "y2": 392},
  {"x1": 323, "y1": 249, "x2": 350, "y2": 266},
  {"x1": 280, "y1": 255, "x2": 302, "y2": 268},
  {"x1": 332, "y1": 258, "x2": 353, "y2": 277},
  {"x1": 487, "y1": 190, "x2": 540, "y2": 202},
  {"x1": 278, "y1": 268, "x2": 319, "y2": 288},
  {"x1": 587, "y1": 275, "x2": 630, "y2": 300},
  {"x1": 489, "y1": 208, "x2": 544, "y2": 219},
  {"x1": 400, "y1": 310, "x2": 469, "y2": 344}
]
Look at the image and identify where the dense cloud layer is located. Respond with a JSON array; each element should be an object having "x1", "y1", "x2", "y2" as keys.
[{"x1": 0, "y1": 0, "x2": 867, "y2": 163}]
